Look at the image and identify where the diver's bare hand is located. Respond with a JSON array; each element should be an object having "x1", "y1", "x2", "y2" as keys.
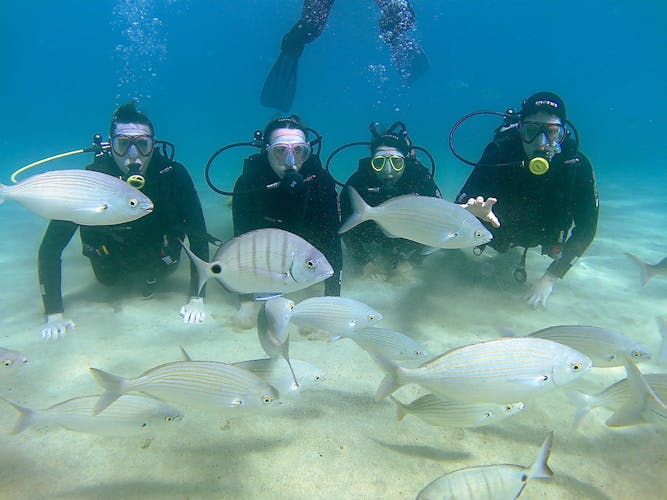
[
  {"x1": 460, "y1": 196, "x2": 500, "y2": 228},
  {"x1": 41, "y1": 313, "x2": 75, "y2": 340}
]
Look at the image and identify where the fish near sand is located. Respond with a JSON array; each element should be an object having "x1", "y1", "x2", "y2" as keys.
[
  {"x1": 180, "y1": 228, "x2": 333, "y2": 296},
  {"x1": 0, "y1": 347, "x2": 27, "y2": 376},
  {"x1": 350, "y1": 327, "x2": 429, "y2": 361},
  {"x1": 90, "y1": 360, "x2": 279, "y2": 415},
  {"x1": 374, "y1": 337, "x2": 592, "y2": 404},
  {"x1": 0, "y1": 169, "x2": 153, "y2": 225},
  {"x1": 257, "y1": 297, "x2": 298, "y2": 387},
  {"x1": 2, "y1": 394, "x2": 182, "y2": 436},
  {"x1": 338, "y1": 186, "x2": 492, "y2": 250},
  {"x1": 291, "y1": 296, "x2": 383, "y2": 338},
  {"x1": 625, "y1": 253, "x2": 667, "y2": 286},
  {"x1": 416, "y1": 432, "x2": 553, "y2": 499},
  {"x1": 233, "y1": 358, "x2": 327, "y2": 399}
]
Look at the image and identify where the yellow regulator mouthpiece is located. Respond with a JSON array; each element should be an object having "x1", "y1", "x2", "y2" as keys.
[
  {"x1": 126, "y1": 174, "x2": 146, "y2": 189},
  {"x1": 528, "y1": 157, "x2": 549, "y2": 175}
]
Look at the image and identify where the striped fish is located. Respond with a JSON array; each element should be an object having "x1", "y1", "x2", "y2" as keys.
[
  {"x1": 291, "y1": 297, "x2": 383, "y2": 337},
  {"x1": 374, "y1": 337, "x2": 592, "y2": 404},
  {"x1": 348, "y1": 327, "x2": 428, "y2": 360},
  {"x1": 568, "y1": 373, "x2": 667, "y2": 429},
  {"x1": 417, "y1": 432, "x2": 553, "y2": 499},
  {"x1": 0, "y1": 169, "x2": 153, "y2": 225},
  {"x1": 233, "y1": 358, "x2": 327, "y2": 399},
  {"x1": 338, "y1": 186, "x2": 492, "y2": 250},
  {"x1": 257, "y1": 297, "x2": 298, "y2": 387},
  {"x1": 181, "y1": 228, "x2": 333, "y2": 296},
  {"x1": 390, "y1": 394, "x2": 524, "y2": 428},
  {"x1": 606, "y1": 355, "x2": 667, "y2": 427},
  {"x1": 0, "y1": 347, "x2": 27, "y2": 376},
  {"x1": 2, "y1": 394, "x2": 182, "y2": 436},
  {"x1": 90, "y1": 361, "x2": 279, "y2": 415},
  {"x1": 521, "y1": 325, "x2": 652, "y2": 367}
]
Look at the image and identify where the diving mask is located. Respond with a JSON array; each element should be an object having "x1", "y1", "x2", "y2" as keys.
[
  {"x1": 112, "y1": 134, "x2": 155, "y2": 156},
  {"x1": 371, "y1": 154, "x2": 405, "y2": 172},
  {"x1": 520, "y1": 121, "x2": 565, "y2": 144},
  {"x1": 267, "y1": 141, "x2": 311, "y2": 166}
]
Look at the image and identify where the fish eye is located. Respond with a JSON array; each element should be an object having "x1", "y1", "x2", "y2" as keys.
[
  {"x1": 306, "y1": 259, "x2": 315, "y2": 269},
  {"x1": 542, "y1": 375, "x2": 549, "y2": 381},
  {"x1": 129, "y1": 198, "x2": 138, "y2": 207},
  {"x1": 165, "y1": 416, "x2": 173, "y2": 422},
  {"x1": 314, "y1": 375, "x2": 321, "y2": 381},
  {"x1": 572, "y1": 362, "x2": 581, "y2": 371},
  {"x1": 474, "y1": 230, "x2": 483, "y2": 237},
  {"x1": 368, "y1": 314, "x2": 376, "y2": 321},
  {"x1": 289, "y1": 303, "x2": 295, "y2": 310},
  {"x1": 506, "y1": 405, "x2": 512, "y2": 411},
  {"x1": 632, "y1": 351, "x2": 641, "y2": 358},
  {"x1": 263, "y1": 395, "x2": 272, "y2": 404},
  {"x1": 2, "y1": 360, "x2": 12, "y2": 367}
]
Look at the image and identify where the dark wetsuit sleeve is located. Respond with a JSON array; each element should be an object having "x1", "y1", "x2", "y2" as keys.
[
  {"x1": 176, "y1": 165, "x2": 209, "y2": 298},
  {"x1": 232, "y1": 173, "x2": 263, "y2": 237},
  {"x1": 455, "y1": 143, "x2": 500, "y2": 204},
  {"x1": 548, "y1": 155, "x2": 599, "y2": 279},
  {"x1": 282, "y1": 0, "x2": 336, "y2": 54},
  {"x1": 319, "y1": 177, "x2": 342, "y2": 296},
  {"x1": 38, "y1": 220, "x2": 79, "y2": 315}
]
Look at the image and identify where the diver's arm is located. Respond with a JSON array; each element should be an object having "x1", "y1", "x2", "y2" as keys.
[
  {"x1": 231, "y1": 173, "x2": 263, "y2": 237},
  {"x1": 38, "y1": 220, "x2": 79, "y2": 316},
  {"x1": 547, "y1": 155, "x2": 599, "y2": 279},
  {"x1": 455, "y1": 143, "x2": 500, "y2": 204},
  {"x1": 282, "y1": 0, "x2": 336, "y2": 54}
]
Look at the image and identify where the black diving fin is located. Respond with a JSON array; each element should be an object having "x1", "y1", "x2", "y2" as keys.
[{"x1": 260, "y1": 50, "x2": 300, "y2": 112}]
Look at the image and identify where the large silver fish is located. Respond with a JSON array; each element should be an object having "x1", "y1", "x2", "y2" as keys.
[
  {"x1": 390, "y1": 394, "x2": 524, "y2": 428},
  {"x1": 0, "y1": 347, "x2": 27, "y2": 376},
  {"x1": 625, "y1": 253, "x2": 667, "y2": 286},
  {"x1": 606, "y1": 355, "x2": 667, "y2": 427},
  {"x1": 520, "y1": 325, "x2": 651, "y2": 367},
  {"x1": 348, "y1": 327, "x2": 429, "y2": 361},
  {"x1": 374, "y1": 337, "x2": 592, "y2": 404},
  {"x1": 2, "y1": 394, "x2": 182, "y2": 436},
  {"x1": 567, "y1": 373, "x2": 667, "y2": 429},
  {"x1": 0, "y1": 169, "x2": 153, "y2": 225},
  {"x1": 416, "y1": 432, "x2": 553, "y2": 500},
  {"x1": 291, "y1": 296, "x2": 383, "y2": 337},
  {"x1": 339, "y1": 186, "x2": 492, "y2": 250},
  {"x1": 181, "y1": 228, "x2": 333, "y2": 296},
  {"x1": 90, "y1": 360, "x2": 279, "y2": 414},
  {"x1": 257, "y1": 297, "x2": 298, "y2": 387}
]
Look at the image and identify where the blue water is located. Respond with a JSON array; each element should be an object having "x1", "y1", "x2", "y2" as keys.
[{"x1": 1, "y1": 1, "x2": 666, "y2": 499}]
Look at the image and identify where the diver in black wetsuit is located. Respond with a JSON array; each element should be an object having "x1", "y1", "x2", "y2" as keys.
[
  {"x1": 261, "y1": 0, "x2": 429, "y2": 111},
  {"x1": 455, "y1": 91, "x2": 599, "y2": 308},
  {"x1": 231, "y1": 115, "x2": 342, "y2": 327},
  {"x1": 37, "y1": 102, "x2": 209, "y2": 339},
  {"x1": 339, "y1": 121, "x2": 442, "y2": 275}
]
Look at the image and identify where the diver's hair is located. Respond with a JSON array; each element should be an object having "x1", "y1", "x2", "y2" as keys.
[
  {"x1": 263, "y1": 114, "x2": 307, "y2": 145},
  {"x1": 110, "y1": 101, "x2": 154, "y2": 136}
]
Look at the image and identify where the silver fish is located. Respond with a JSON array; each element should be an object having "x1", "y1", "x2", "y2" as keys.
[
  {"x1": 521, "y1": 325, "x2": 651, "y2": 367},
  {"x1": 374, "y1": 337, "x2": 592, "y2": 404},
  {"x1": 348, "y1": 327, "x2": 428, "y2": 360},
  {"x1": 567, "y1": 373, "x2": 667, "y2": 429},
  {"x1": 233, "y1": 358, "x2": 327, "y2": 399},
  {"x1": 291, "y1": 297, "x2": 383, "y2": 337},
  {"x1": 606, "y1": 355, "x2": 667, "y2": 427},
  {"x1": 2, "y1": 394, "x2": 182, "y2": 436},
  {"x1": 181, "y1": 228, "x2": 333, "y2": 296},
  {"x1": 257, "y1": 297, "x2": 298, "y2": 387},
  {"x1": 0, "y1": 347, "x2": 27, "y2": 375},
  {"x1": 657, "y1": 316, "x2": 667, "y2": 367},
  {"x1": 390, "y1": 394, "x2": 524, "y2": 428},
  {"x1": 90, "y1": 360, "x2": 279, "y2": 414},
  {"x1": 339, "y1": 186, "x2": 492, "y2": 250},
  {"x1": 625, "y1": 252, "x2": 667, "y2": 286},
  {"x1": 417, "y1": 432, "x2": 553, "y2": 500},
  {"x1": 0, "y1": 169, "x2": 153, "y2": 225}
]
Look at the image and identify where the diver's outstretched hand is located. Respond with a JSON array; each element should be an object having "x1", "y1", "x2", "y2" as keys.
[
  {"x1": 180, "y1": 297, "x2": 206, "y2": 324},
  {"x1": 526, "y1": 272, "x2": 557, "y2": 308},
  {"x1": 459, "y1": 196, "x2": 500, "y2": 228},
  {"x1": 41, "y1": 313, "x2": 75, "y2": 340}
]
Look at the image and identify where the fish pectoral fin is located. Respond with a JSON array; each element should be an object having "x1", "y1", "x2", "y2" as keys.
[{"x1": 419, "y1": 246, "x2": 440, "y2": 256}]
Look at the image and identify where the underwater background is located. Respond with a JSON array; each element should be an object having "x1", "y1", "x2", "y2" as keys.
[{"x1": 0, "y1": 1, "x2": 666, "y2": 499}]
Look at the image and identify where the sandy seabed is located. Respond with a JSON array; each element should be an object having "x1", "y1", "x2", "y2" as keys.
[{"x1": 0, "y1": 176, "x2": 665, "y2": 500}]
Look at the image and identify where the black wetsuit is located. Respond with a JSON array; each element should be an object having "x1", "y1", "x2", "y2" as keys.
[
  {"x1": 455, "y1": 127, "x2": 599, "y2": 278},
  {"x1": 340, "y1": 157, "x2": 442, "y2": 267},
  {"x1": 38, "y1": 152, "x2": 209, "y2": 316},
  {"x1": 232, "y1": 153, "x2": 342, "y2": 296}
]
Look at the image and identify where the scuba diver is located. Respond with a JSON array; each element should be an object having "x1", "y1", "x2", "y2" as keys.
[
  {"x1": 260, "y1": 0, "x2": 429, "y2": 111},
  {"x1": 37, "y1": 102, "x2": 210, "y2": 339},
  {"x1": 337, "y1": 121, "x2": 497, "y2": 278},
  {"x1": 230, "y1": 115, "x2": 342, "y2": 328},
  {"x1": 453, "y1": 91, "x2": 599, "y2": 308}
]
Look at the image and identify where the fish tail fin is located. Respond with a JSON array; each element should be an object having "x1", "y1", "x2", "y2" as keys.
[
  {"x1": 606, "y1": 355, "x2": 658, "y2": 428},
  {"x1": 179, "y1": 345, "x2": 193, "y2": 361},
  {"x1": 565, "y1": 390, "x2": 594, "y2": 430},
  {"x1": 89, "y1": 367, "x2": 127, "y2": 415},
  {"x1": 179, "y1": 239, "x2": 212, "y2": 295},
  {"x1": 0, "y1": 397, "x2": 37, "y2": 434},
  {"x1": 527, "y1": 431, "x2": 554, "y2": 480},
  {"x1": 389, "y1": 396, "x2": 407, "y2": 421},
  {"x1": 625, "y1": 253, "x2": 653, "y2": 286},
  {"x1": 371, "y1": 353, "x2": 404, "y2": 401},
  {"x1": 338, "y1": 187, "x2": 371, "y2": 234}
]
